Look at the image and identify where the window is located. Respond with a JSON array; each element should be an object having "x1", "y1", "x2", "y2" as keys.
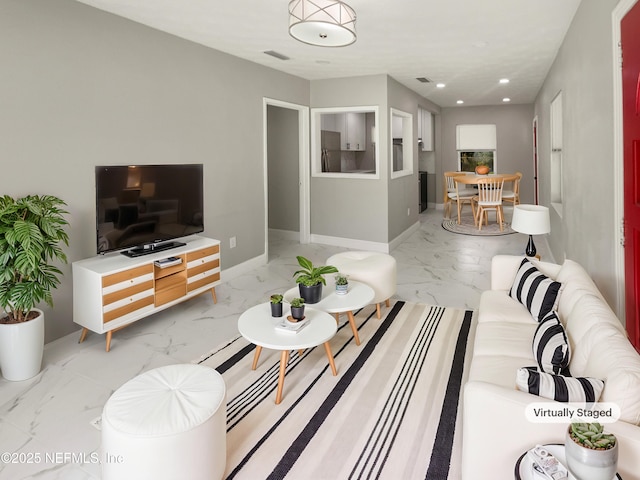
[
  {"x1": 456, "y1": 124, "x2": 497, "y2": 172},
  {"x1": 390, "y1": 108, "x2": 414, "y2": 179},
  {"x1": 550, "y1": 92, "x2": 563, "y2": 212}
]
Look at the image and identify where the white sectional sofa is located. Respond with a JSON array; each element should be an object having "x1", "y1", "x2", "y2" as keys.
[{"x1": 462, "y1": 255, "x2": 640, "y2": 479}]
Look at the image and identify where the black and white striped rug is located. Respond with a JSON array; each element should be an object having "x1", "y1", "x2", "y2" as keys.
[{"x1": 197, "y1": 301, "x2": 475, "y2": 480}]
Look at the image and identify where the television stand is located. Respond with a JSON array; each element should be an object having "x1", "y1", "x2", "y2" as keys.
[
  {"x1": 121, "y1": 241, "x2": 186, "y2": 258},
  {"x1": 73, "y1": 236, "x2": 220, "y2": 352}
]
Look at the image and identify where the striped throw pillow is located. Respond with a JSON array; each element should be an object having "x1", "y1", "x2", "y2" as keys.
[
  {"x1": 533, "y1": 311, "x2": 570, "y2": 375},
  {"x1": 516, "y1": 367, "x2": 604, "y2": 403},
  {"x1": 509, "y1": 259, "x2": 562, "y2": 321}
]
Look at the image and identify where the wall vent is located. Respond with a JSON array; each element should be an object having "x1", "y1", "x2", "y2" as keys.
[{"x1": 264, "y1": 50, "x2": 290, "y2": 61}]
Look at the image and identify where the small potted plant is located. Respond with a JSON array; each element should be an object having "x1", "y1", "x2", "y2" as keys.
[
  {"x1": 565, "y1": 422, "x2": 618, "y2": 480},
  {"x1": 270, "y1": 294, "x2": 283, "y2": 317},
  {"x1": 0, "y1": 195, "x2": 69, "y2": 381},
  {"x1": 335, "y1": 273, "x2": 349, "y2": 295},
  {"x1": 292, "y1": 255, "x2": 337, "y2": 304},
  {"x1": 289, "y1": 297, "x2": 305, "y2": 322}
]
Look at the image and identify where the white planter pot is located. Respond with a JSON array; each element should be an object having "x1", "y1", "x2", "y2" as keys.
[
  {"x1": 0, "y1": 309, "x2": 45, "y2": 381},
  {"x1": 565, "y1": 427, "x2": 618, "y2": 480}
]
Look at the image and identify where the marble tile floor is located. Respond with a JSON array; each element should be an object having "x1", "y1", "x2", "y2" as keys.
[{"x1": 0, "y1": 208, "x2": 551, "y2": 479}]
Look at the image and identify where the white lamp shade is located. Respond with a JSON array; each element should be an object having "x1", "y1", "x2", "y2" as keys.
[
  {"x1": 511, "y1": 205, "x2": 550, "y2": 235},
  {"x1": 289, "y1": 0, "x2": 356, "y2": 47}
]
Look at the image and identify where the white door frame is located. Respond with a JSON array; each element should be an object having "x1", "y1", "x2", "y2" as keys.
[
  {"x1": 612, "y1": 0, "x2": 638, "y2": 319},
  {"x1": 263, "y1": 98, "x2": 311, "y2": 260}
]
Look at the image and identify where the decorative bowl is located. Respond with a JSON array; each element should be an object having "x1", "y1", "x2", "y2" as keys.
[{"x1": 475, "y1": 165, "x2": 490, "y2": 175}]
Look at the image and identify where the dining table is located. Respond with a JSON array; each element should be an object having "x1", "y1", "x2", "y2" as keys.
[{"x1": 452, "y1": 173, "x2": 519, "y2": 227}]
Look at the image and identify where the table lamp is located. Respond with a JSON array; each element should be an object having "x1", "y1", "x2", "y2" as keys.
[{"x1": 511, "y1": 204, "x2": 550, "y2": 257}]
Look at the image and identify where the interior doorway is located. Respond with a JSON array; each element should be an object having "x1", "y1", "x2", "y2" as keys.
[{"x1": 263, "y1": 98, "x2": 310, "y2": 261}]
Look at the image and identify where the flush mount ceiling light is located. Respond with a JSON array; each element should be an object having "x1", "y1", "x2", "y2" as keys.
[{"x1": 289, "y1": 0, "x2": 357, "y2": 47}]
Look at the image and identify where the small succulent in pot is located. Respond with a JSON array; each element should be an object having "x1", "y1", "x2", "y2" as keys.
[
  {"x1": 568, "y1": 422, "x2": 616, "y2": 450},
  {"x1": 270, "y1": 294, "x2": 283, "y2": 317},
  {"x1": 565, "y1": 422, "x2": 618, "y2": 480},
  {"x1": 289, "y1": 297, "x2": 305, "y2": 321},
  {"x1": 335, "y1": 273, "x2": 349, "y2": 295}
]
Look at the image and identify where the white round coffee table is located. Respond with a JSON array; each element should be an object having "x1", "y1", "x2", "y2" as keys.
[
  {"x1": 284, "y1": 280, "x2": 374, "y2": 345},
  {"x1": 237, "y1": 303, "x2": 338, "y2": 404}
]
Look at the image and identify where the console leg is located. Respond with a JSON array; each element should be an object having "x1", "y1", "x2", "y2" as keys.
[
  {"x1": 78, "y1": 328, "x2": 88, "y2": 344},
  {"x1": 211, "y1": 287, "x2": 218, "y2": 304},
  {"x1": 106, "y1": 331, "x2": 113, "y2": 352}
]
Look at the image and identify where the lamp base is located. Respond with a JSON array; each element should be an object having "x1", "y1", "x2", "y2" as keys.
[{"x1": 525, "y1": 235, "x2": 537, "y2": 257}]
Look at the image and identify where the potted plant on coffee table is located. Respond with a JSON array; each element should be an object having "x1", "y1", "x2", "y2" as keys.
[
  {"x1": 335, "y1": 273, "x2": 349, "y2": 295},
  {"x1": 289, "y1": 297, "x2": 305, "y2": 322},
  {"x1": 0, "y1": 195, "x2": 69, "y2": 381},
  {"x1": 270, "y1": 294, "x2": 284, "y2": 317},
  {"x1": 292, "y1": 255, "x2": 337, "y2": 304}
]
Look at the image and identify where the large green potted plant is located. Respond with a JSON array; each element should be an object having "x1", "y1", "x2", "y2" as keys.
[
  {"x1": 292, "y1": 255, "x2": 337, "y2": 304},
  {"x1": 0, "y1": 195, "x2": 69, "y2": 381}
]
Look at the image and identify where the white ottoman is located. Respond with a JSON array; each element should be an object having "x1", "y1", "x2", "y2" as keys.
[
  {"x1": 326, "y1": 251, "x2": 397, "y2": 319},
  {"x1": 101, "y1": 364, "x2": 226, "y2": 480}
]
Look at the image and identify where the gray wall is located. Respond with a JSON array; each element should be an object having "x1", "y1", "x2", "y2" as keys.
[
  {"x1": 267, "y1": 106, "x2": 300, "y2": 232},
  {"x1": 438, "y1": 104, "x2": 535, "y2": 205},
  {"x1": 387, "y1": 77, "x2": 441, "y2": 240},
  {"x1": 1, "y1": 0, "x2": 309, "y2": 342},
  {"x1": 309, "y1": 75, "x2": 389, "y2": 243},
  {"x1": 534, "y1": 0, "x2": 620, "y2": 308}
]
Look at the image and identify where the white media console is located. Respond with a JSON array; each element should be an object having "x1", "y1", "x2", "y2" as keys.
[{"x1": 73, "y1": 236, "x2": 220, "y2": 351}]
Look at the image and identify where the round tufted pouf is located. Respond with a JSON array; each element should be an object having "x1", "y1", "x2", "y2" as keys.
[
  {"x1": 101, "y1": 364, "x2": 226, "y2": 480},
  {"x1": 326, "y1": 251, "x2": 397, "y2": 318}
]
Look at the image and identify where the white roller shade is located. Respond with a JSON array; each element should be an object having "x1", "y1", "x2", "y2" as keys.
[{"x1": 456, "y1": 124, "x2": 496, "y2": 150}]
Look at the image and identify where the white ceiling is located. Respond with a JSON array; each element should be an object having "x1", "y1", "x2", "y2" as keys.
[{"x1": 74, "y1": 0, "x2": 582, "y2": 108}]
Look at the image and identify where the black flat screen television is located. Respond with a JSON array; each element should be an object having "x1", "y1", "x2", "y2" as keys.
[{"x1": 95, "y1": 164, "x2": 204, "y2": 256}]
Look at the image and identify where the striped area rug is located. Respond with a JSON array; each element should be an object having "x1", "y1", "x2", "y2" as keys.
[{"x1": 197, "y1": 301, "x2": 476, "y2": 480}]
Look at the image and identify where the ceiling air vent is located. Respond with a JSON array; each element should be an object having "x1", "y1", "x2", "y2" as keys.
[
  {"x1": 416, "y1": 77, "x2": 432, "y2": 83},
  {"x1": 264, "y1": 50, "x2": 290, "y2": 61}
]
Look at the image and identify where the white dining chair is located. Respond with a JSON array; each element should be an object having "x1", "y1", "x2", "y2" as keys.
[
  {"x1": 474, "y1": 177, "x2": 505, "y2": 231},
  {"x1": 444, "y1": 172, "x2": 476, "y2": 224},
  {"x1": 502, "y1": 172, "x2": 522, "y2": 206}
]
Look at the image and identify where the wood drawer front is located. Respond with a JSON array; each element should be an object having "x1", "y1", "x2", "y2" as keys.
[
  {"x1": 102, "y1": 264, "x2": 154, "y2": 289},
  {"x1": 187, "y1": 271, "x2": 221, "y2": 292},
  {"x1": 155, "y1": 283, "x2": 187, "y2": 307},
  {"x1": 187, "y1": 259, "x2": 220, "y2": 278},
  {"x1": 186, "y1": 245, "x2": 219, "y2": 263},
  {"x1": 103, "y1": 296, "x2": 154, "y2": 323},
  {"x1": 103, "y1": 280, "x2": 154, "y2": 306}
]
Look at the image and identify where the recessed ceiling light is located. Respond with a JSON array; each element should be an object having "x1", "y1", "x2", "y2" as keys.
[
  {"x1": 503, "y1": 98, "x2": 511, "y2": 102},
  {"x1": 436, "y1": 83, "x2": 446, "y2": 88},
  {"x1": 499, "y1": 78, "x2": 510, "y2": 84},
  {"x1": 456, "y1": 100, "x2": 464, "y2": 104}
]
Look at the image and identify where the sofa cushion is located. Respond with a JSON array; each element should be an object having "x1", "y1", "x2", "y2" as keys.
[
  {"x1": 473, "y1": 321, "x2": 538, "y2": 358},
  {"x1": 468, "y1": 355, "x2": 534, "y2": 388},
  {"x1": 509, "y1": 258, "x2": 562, "y2": 321},
  {"x1": 516, "y1": 367, "x2": 604, "y2": 402},
  {"x1": 571, "y1": 322, "x2": 640, "y2": 425},
  {"x1": 565, "y1": 293, "x2": 625, "y2": 348},
  {"x1": 478, "y1": 290, "x2": 535, "y2": 325},
  {"x1": 556, "y1": 259, "x2": 605, "y2": 320},
  {"x1": 533, "y1": 311, "x2": 570, "y2": 375}
]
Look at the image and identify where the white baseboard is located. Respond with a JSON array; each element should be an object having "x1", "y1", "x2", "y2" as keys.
[
  {"x1": 221, "y1": 253, "x2": 267, "y2": 282},
  {"x1": 389, "y1": 221, "x2": 421, "y2": 251},
  {"x1": 309, "y1": 234, "x2": 390, "y2": 253}
]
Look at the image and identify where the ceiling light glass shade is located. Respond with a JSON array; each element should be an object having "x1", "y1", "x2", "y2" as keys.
[{"x1": 289, "y1": 0, "x2": 357, "y2": 47}]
